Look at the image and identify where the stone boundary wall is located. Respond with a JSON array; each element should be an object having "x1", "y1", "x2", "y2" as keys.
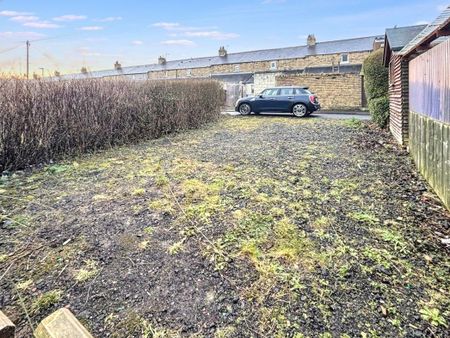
[{"x1": 276, "y1": 73, "x2": 363, "y2": 110}]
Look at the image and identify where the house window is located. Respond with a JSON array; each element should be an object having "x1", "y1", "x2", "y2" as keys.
[
  {"x1": 340, "y1": 53, "x2": 349, "y2": 64},
  {"x1": 234, "y1": 64, "x2": 240, "y2": 72},
  {"x1": 389, "y1": 60, "x2": 395, "y2": 85},
  {"x1": 186, "y1": 69, "x2": 192, "y2": 77},
  {"x1": 270, "y1": 61, "x2": 278, "y2": 70}
]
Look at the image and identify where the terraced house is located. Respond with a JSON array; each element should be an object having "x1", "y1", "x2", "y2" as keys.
[{"x1": 59, "y1": 34, "x2": 385, "y2": 110}]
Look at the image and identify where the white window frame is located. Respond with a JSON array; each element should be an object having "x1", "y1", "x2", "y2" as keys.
[
  {"x1": 270, "y1": 61, "x2": 278, "y2": 70},
  {"x1": 340, "y1": 53, "x2": 349, "y2": 64},
  {"x1": 186, "y1": 69, "x2": 192, "y2": 77},
  {"x1": 234, "y1": 64, "x2": 240, "y2": 72}
]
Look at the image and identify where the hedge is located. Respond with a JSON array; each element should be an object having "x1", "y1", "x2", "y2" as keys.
[
  {"x1": 363, "y1": 49, "x2": 389, "y2": 100},
  {"x1": 369, "y1": 96, "x2": 390, "y2": 129},
  {"x1": 0, "y1": 79, "x2": 224, "y2": 171}
]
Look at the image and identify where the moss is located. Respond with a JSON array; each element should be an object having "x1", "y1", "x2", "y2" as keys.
[
  {"x1": 348, "y1": 212, "x2": 379, "y2": 225},
  {"x1": 106, "y1": 311, "x2": 179, "y2": 338},
  {"x1": 75, "y1": 259, "x2": 99, "y2": 282},
  {"x1": 132, "y1": 188, "x2": 146, "y2": 196},
  {"x1": 168, "y1": 241, "x2": 184, "y2": 255},
  {"x1": 312, "y1": 216, "x2": 333, "y2": 230},
  {"x1": 214, "y1": 326, "x2": 236, "y2": 338},
  {"x1": 138, "y1": 240, "x2": 149, "y2": 250},
  {"x1": 144, "y1": 226, "x2": 155, "y2": 235},
  {"x1": 149, "y1": 198, "x2": 174, "y2": 215},
  {"x1": 0, "y1": 254, "x2": 8, "y2": 263},
  {"x1": 30, "y1": 289, "x2": 62, "y2": 314},
  {"x1": 16, "y1": 279, "x2": 33, "y2": 291}
]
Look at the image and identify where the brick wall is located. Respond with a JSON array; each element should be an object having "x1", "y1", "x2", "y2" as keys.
[{"x1": 276, "y1": 73, "x2": 363, "y2": 110}]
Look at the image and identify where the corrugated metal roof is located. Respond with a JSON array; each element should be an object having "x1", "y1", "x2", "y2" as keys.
[
  {"x1": 58, "y1": 35, "x2": 381, "y2": 80},
  {"x1": 399, "y1": 5, "x2": 450, "y2": 56},
  {"x1": 385, "y1": 25, "x2": 427, "y2": 51}
]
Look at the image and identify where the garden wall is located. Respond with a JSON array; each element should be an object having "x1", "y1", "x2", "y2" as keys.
[
  {"x1": 0, "y1": 79, "x2": 224, "y2": 171},
  {"x1": 276, "y1": 73, "x2": 363, "y2": 110}
]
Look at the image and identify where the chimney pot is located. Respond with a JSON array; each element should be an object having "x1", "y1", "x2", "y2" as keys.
[
  {"x1": 307, "y1": 34, "x2": 316, "y2": 47},
  {"x1": 219, "y1": 46, "x2": 227, "y2": 57},
  {"x1": 114, "y1": 61, "x2": 122, "y2": 70},
  {"x1": 158, "y1": 56, "x2": 167, "y2": 65}
]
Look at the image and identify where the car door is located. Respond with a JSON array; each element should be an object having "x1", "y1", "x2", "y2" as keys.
[
  {"x1": 255, "y1": 88, "x2": 279, "y2": 112},
  {"x1": 274, "y1": 88, "x2": 295, "y2": 112}
]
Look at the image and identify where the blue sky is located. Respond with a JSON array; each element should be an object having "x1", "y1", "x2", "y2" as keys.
[{"x1": 0, "y1": 0, "x2": 447, "y2": 75}]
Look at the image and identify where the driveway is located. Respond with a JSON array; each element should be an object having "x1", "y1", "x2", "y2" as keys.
[
  {"x1": 1, "y1": 116, "x2": 448, "y2": 337},
  {"x1": 222, "y1": 110, "x2": 371, "y2": 120}
]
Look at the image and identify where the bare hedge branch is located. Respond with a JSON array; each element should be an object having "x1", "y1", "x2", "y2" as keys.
[{"x1": 0, "y1": 79, "x2": 224, "y2": 171}]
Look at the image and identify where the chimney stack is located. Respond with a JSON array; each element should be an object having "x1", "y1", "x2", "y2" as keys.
[
  {"x1": 372, "y1": 37, "x2": 385, "y2": 51},
  {"x1": 114, "y1": 61, "x2": 122, "y2": 70},
  {"x1": 219, "y1": 46, "x2": 227, "y2": 57},
  {"x1": 54, "y1": 71, "x2": 61, "y2": 77},
  {"x1": 158, "y1": 56, "x2": 167, "y2": 65},
  {"x1": 307, "y1": 34, "x2": 317, "y2": 47},
  {"x1": 81, "y1": 67, "x2": 88, "y2": 74}
]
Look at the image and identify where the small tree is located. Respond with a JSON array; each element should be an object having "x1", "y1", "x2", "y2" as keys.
[{"x1": 363, "y1": 49, "x2": 389, "y2": 128}]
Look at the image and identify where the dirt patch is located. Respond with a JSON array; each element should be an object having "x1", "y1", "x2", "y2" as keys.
[{"x1": 1, "y1": 116, "x2": 449, "y2": 337}]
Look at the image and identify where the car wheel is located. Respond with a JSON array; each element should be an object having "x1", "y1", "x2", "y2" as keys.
[
  {"x1": 292, "y1": 103, "x2": 308, "y2": 117},
  {"x1": 239, "y1": 103, "x2": 252, "y2": 115}
]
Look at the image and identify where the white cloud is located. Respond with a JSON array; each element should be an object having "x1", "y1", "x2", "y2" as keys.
[
  {"x1": 96, "y1": 16, "x2": 122, "y2": 22},
  {"x1": 262, "y1": 0, "x2": 286, "y2": 3},
  {"x1": 78, "y1": 47, "x2": 122, "y2": 58},
  {"x1": 184, "y1": 31, "x2": 239, "y2": 40},
  {"x1": 161, "y1": 39, "x2": 196, "y2": 46},
  {"x1": 415, "y1": 20, "x2": 430, "y2": 25},
  {"x1": 0, "y1": 10, "x2": 33, "y2": 17},
  {"x1": 79, "y1": 26, "x2": 104, "y2": 31},
  {"x1": 23, "y1": 21, "x2": 61, "y2": 29},
  {"x1": 153, "y1": 22, "x2": 181, "y2": 30},
  {"x1": 131, "y1": 40, "x2": 144, "y2": 45},
  {"x1": 10, "y1": 15, "x2": 39, "y2": 23},
  {"x1": 53, "y1": 15, "x2": 87, "y2": 22},
  {"x1": 0, "y1": 31, "x2": 45, "y2": 39}
]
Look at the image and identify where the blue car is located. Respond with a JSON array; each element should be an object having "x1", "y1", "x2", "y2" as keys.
[{"x1": 235, "y1": 86, "x2": 320, "y2": 117}]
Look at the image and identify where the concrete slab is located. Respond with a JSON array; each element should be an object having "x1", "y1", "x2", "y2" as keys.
[{"x1": 34, "y1": 308, "x2": 94, "y2": 338}]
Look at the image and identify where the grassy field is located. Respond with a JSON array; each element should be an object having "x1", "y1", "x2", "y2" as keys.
[{"x1": 1, "y1": 116, "x2": 449, "y2": 337}]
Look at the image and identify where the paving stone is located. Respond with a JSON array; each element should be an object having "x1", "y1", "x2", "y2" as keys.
[{"x1": 34, "y1": 308, "x2": 94, "y2": 338}]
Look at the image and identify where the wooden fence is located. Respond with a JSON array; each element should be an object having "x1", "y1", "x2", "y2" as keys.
[
  {"x1": 409, "y1": 38, "x2": 450, "y2": 209},
  {"x1": 409, "y1": 38, "x2": 450, "y2": 123}
]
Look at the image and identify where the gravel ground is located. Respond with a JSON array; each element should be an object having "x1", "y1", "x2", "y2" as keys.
[{"x1": 1, "y1": 116, "x2": 449, "y2": 337}]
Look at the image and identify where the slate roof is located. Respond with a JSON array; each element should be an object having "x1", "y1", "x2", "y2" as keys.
[
  {"x1": 385, "y1": 25, "x2": 427, "y2": 51},
  {"x1": 58, "y1": 35, "x2": 381, "y2": 80},
  {"x1": 399, "y1": 5, "x2": 450, "y2": 56}
]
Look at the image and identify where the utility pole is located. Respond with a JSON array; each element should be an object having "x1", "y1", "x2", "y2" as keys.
[
  {"x1": 26, "y1": 40, "x2": 30, "y2": 79},
  {"x1": 39, "y1": 67, "x2": 44, "y2": 78}
]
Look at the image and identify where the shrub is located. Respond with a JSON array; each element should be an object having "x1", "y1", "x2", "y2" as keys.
[
  {"x1": 363, "y1": 49, "x2": 389, "y2": 100},
  {"x1": 0, "y1": 79, "x2": 224, "y2": 171},
  {"x1": 369, "y1": 96, "x2": 390, "y2": 128}
]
